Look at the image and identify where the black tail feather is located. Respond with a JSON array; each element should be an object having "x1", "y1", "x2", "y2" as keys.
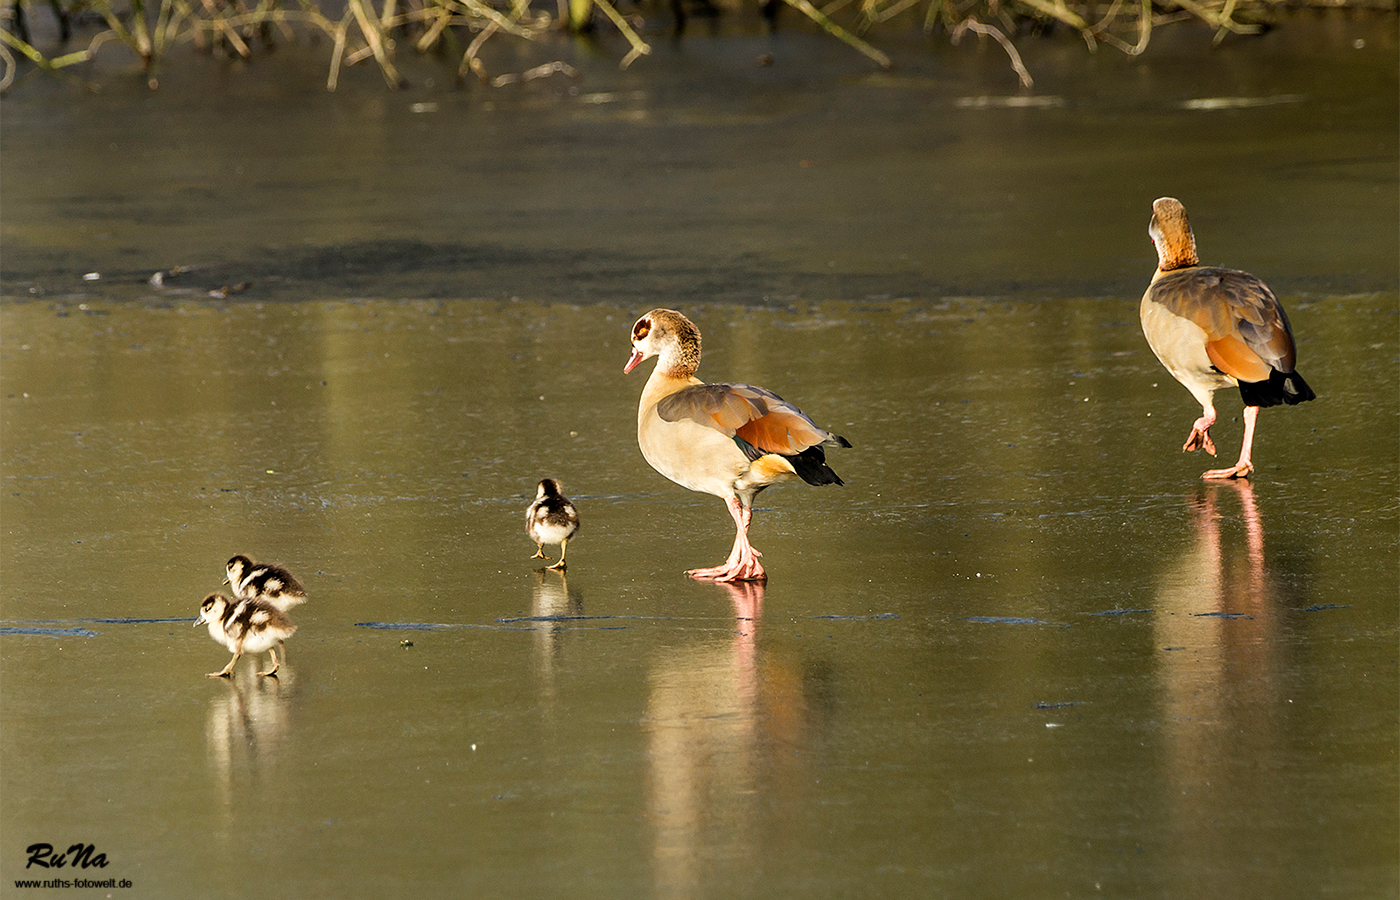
[
  {"x1": 733, "y1": 435, "x2": 848, "y2": 486},
  {"x1": 1239, "y1": 369, "x2": 1316, "y2": 408},
  {"x1": 787, "y1": 445, "x2": 844, "y2": 486}
]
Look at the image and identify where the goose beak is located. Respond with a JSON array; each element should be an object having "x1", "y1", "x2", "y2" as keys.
[{"x1": 624, "y1": 348, "x2": 645, "y2": 374}]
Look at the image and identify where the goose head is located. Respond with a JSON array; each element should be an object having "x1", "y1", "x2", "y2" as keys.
[{"x1": 624, "y1": 309, "x2": 702, "y2": 378}]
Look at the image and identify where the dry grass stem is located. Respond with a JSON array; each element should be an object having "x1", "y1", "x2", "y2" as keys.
[
  {"x1": 586, "y1": 0, "x2": 651, "y2": 66},
  {"x1": 952, "y1": 15, "x2": 1032, "y2": 87},
  {"x1": 327, "y1": 9, "x2": 351, "y2": 89},
  {"x1": 347, "y1": 0, "x2": 404, "y2": 85},
  {"x1": 784, "y1": 0, "x2": 893, "y2": 68},
  {"x1": 198, "y1": 0, "x2": 252, "y2": 56},
  {"x1": 458, "y1": 18, "x2": 498, "y2": 81},
  {"x1": 491, "y1": 57, "x2": 576, "y2": 82}
]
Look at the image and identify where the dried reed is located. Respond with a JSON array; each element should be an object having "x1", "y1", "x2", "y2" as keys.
[{"x1": 0, "y1": 0, "x2": 1389, "y2": 93}]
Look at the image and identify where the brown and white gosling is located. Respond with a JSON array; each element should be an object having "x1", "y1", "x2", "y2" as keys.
[
  {"x1": 527, "y1": 478, "x2": 580, "y2": 570},
  {"x1": 224, "y1": 554, "x2": 307, "y2": 612},
  {"x1": 194, "y1": 592, "x2": 297, "y2": 679}
]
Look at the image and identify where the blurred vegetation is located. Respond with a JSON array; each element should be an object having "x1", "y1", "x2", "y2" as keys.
[{"x1": 0, "y1": 0, "x2": 1394, "y2": 92}]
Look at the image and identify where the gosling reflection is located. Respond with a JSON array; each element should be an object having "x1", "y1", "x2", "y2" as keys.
[
  {"x1": 1154, "y1": 480, "x2": 1283, "y2": 889},
  {"x1": 205, "y1": 665, "x2": 294, "y2": 815},
  {"x1": 531, "y1": 569, "x2": 583, "y2": 695},
  {"x1": 646, "y1": 581, "x2": 818, "y2": 900}
]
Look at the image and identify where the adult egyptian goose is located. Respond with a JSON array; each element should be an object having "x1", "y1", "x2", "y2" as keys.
[
  {"x1": 624, "y1": 309, "x2": 851, "y2": 582},
  {"x1": 194, "y1": 592, "x2": 297, "y2": 678},
  {"x1": 527, "y1": 478, "x2": 580, "y2": 570},
  {"x1": 1141, "y1": 197, "x2": 1315, "y2": 480}
]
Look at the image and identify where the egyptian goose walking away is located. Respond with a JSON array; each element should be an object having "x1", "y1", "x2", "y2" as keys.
[
  {"x1": 1140, "y1": 197, "x2": 1315, "y2": 480},
  {"x1": 527, "y1": 478, "x2": 580, "y2": 570},
  {"x1": 624, "y1": 309, "x2": 851, "y2": 582}
]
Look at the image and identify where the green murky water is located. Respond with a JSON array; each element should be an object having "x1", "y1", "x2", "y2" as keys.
[{"x1": 2, "y1": 13, "x2": 1396, "y2": 899}]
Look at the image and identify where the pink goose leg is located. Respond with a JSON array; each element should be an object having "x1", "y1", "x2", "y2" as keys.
[
  {"x1": 1202, "y1": 405, "x2": 1258, "y2": 480},
  {"x1": 686, "y1": 498, "x2": 767, "y2": 582},
  {"x1": 1183, "y1": 405, "x2": 1218, "y2": 456}
]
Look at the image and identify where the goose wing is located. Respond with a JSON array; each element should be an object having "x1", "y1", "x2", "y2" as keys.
[
  {"x1": 1147, "y1": 267, "x2": 1298, "y2": 381},
  {"x1": 656, "y1": 383, "x2": 847, "y2": 455}
]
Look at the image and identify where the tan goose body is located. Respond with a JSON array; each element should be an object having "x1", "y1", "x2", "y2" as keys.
[
  {"x1": 625, "y1": 309, "x2": 850, "y2": 582},
  {"x1": 1141, "y1": 197, "x2": 1315, "y2": 480},
  {"x1": 636, "y1": 373, "x2": 812, "y2": 501}
]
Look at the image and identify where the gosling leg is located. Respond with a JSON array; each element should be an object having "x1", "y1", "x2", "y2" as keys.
[
  {"x1": 257, "y1": 647, "x2": 281, "y2": 678},
  {"x1": 207, "y1": 652, "x2": 240, "y2": 679},
  {"x1": 546, "y1": 538, "x2": 568, "y2": 570}
]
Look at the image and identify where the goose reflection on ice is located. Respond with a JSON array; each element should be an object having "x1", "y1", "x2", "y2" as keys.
[
  {"x1": 1153, "y1": 480, "x2": 1286, "y2": 883},
  {"x1": 206, "y1": 664, "x2": 294, "y2": 816},
  {"x1": 645, "y1": 581, "x2": 820, "y2": 898},
  {"x1": 1154, "y1": 479, "x2": 1276, "y2": 668}
]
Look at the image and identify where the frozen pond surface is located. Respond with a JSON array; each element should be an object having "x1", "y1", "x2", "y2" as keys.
[{"x1": 2, "y1": 13, "x2": 1397, "y2": 899}]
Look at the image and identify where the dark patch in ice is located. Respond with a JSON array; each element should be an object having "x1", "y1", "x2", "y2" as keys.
[
  {"x1": 496, "y1": 614, "x2": 701, "y2": 624},
  {"x1": 7, "y1": 617, "x2": 189, "y2": 626},
  {"x1": 501, "y1": 615, "x2": 622, "y2": 623},
  {"x1": 82, "y1": 617, "x2": 193, "y2": 624},
  {"x1": 1, "y1": 626, "x2": 99, "y2": 638},
  {"x1": 962, "y1": 616, "x2": 1067, "y2": 627}
]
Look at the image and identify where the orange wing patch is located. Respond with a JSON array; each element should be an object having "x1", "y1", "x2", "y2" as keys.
[
  {"x1": 1205, "y1": 335, "x2": 1271, "y2": 383},
  {"x1": 736, "y1": 413, "x2": 826, "y2": 456}
]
